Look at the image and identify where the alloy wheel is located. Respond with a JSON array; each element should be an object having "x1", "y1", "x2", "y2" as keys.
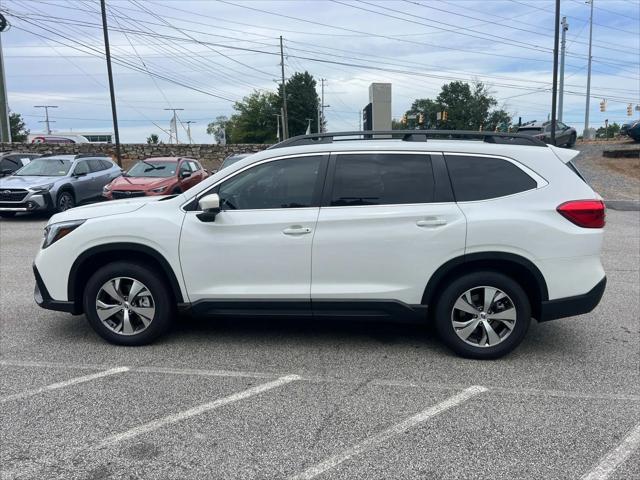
[
  {"x1": 451, "y1": 285, "x2": 517, "y2": 348},
  {"x1": 58, "y1": 193, "x2": 74, "y2": 211},
  {"x1": 95, "y1": 277, "x2": 155, "y2": 335}
]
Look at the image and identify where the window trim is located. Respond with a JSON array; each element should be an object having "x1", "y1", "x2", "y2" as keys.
[
  {"x1": 443, "y1": 152, "x2": 547, "y2": 203},
  {"x1": 182, "y1": 152, "x2": 330, "y2": 212},
  {"x1": 322, "y1": 150, "x2": 449, "y2": 208}
]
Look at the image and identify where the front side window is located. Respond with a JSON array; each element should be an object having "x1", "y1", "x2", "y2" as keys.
[
  {"x1": 330, "y1": 153, "x2": 434, "y2": 206},
  {"x1": 74, "y1": 161, "x2": 90, "y2": 175},
  {"x1": 217, "y1": 156, "x2": 322, "y2": 210},
  {"x1": 179, "y1": 162, "x2": 191, "y2": 175},
  {"x1": 445, "y1": 155, "x2": 537, "y2": 202},
  {"x1": 15, "y1": 158, "x2": 72, "y2": 176}
]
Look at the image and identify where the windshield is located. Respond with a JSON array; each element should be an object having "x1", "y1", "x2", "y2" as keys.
[
  {"x1": 518, "y1": 127, "x2": 543, "y2": 134},
  {"x1": 126, "y1": 160, "x2": 177, "y2": 178},
  {"x1": 220, "y1": 155, "x2": 248, "y2": 170},
  {"x1": 14, "y1": 158, "x2": 71, "y2": 176}
]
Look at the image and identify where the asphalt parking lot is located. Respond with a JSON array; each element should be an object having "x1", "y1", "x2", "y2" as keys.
[{"x1": 1, "y1": 210, "x2": 639, "y2": 480}]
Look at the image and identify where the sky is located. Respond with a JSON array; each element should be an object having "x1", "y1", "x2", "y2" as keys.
[{"x1": 1, "y1": 0, "x2": 638, "y2": 143}]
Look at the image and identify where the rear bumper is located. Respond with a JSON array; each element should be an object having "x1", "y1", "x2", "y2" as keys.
[
  {"x1": 538, "y1": 276, "x2": 606, "y2": 322},
  {"x1": 33, "y1": 265, "x2": 80, "y2": 314}
]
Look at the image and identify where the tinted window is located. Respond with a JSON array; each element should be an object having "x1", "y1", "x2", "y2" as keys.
[
  {"x1": 88, "y1": 159, "x2": 107, "y2": 172},
  {"x1": 217, "y1": 156, "x2": 322, "y2": 210},
  {"x1": 74, "y1": 161, "x2": 90, "y2": 175},
  {"x1": 100, "y1": 159, "x2": 114, "y2": 169},
  {"x1": 1, "y1": 157, "x2": 21, "y2": 171},
  {"x1": 330, "y1": 153, "x2": 434, "y2": 206},
  {"x1": 445, "y1": 155, "x2": 537, "y2": 201}
]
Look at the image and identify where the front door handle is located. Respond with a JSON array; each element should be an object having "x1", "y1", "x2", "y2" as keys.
[
  {"x1": 416, "y1": 218, "x2": 447, "y2": 228},
  {"x1": 283, "y1": 226, "x2": 312, "y2": 235}
]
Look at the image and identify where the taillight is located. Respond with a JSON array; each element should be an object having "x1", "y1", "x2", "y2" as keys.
[{"x1": 557, "y1": 200, "x2": 606, "y2": 228}]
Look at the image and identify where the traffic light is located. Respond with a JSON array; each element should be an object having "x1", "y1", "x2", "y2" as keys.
[
  {"x1": 401, "y1": 114, "x2": 408, "y2": 126},
  {"x1": 418, "y1": 113, "x2": 424, "y2": 124},
  {"x1": 442, "y1": 111, "x2": 448, "y2": 122},
  {"x1": 628, "y1": 104, "x2": 633, "y2": 116},
  {"x1": 599, "y1": 99, "x2": 606, "y2": 112}
]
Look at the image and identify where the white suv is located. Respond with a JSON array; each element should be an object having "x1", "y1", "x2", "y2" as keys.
[{"x1": 33, "y1": 131, "x2": 606, "y2": 359}]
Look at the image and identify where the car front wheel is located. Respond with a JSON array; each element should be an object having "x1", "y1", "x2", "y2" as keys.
[
  {"x1": 56, "y1": 191, "x2": 75, "y2": 212},
  {"x1": 83, "y1": 262, "x2": 174, "y2": 345},
  {"x1": 434, "y1": 271, "x2": 531, "y2": 359}
]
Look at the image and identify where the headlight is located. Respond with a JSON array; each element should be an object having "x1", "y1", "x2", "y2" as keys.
[
  {"x1": 151, "y1": 185, "x2": 168, "y2": 193},
  {"x1": 42, "y1": 220, "x2": 85, "y2": 249},
  {"x1": 30, "y1": 183, "x2": 54, "y2": 193}
]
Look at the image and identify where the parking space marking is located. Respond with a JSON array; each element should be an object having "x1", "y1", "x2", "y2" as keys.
[
  {"x1": 0, "y1": 367, "x2": 129, "y2": 403},
  {"x1": 581, "y1": 423, "x2": 640, "y2": 480},
  {"x1": 289, "y1": 385, "x2": 487, "y2": 480},
  {"x1": 89, "y1": 374, "x2": 300, "y2": 450}
]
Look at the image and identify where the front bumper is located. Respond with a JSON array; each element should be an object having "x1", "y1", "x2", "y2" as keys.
[
  {"x1": 538, "y1": 276, "x2": 606, "y2": 322},
  {"x1": 33, "y1": 264, "x2": 80, "y2": 314},
  {"x1": 0, "y1": 192, "x2": 53, "y2": 212}
]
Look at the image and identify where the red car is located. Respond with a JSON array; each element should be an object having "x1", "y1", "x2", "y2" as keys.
[{"x1": 103, "y1": 157, "x2": 208, "y2": 200}]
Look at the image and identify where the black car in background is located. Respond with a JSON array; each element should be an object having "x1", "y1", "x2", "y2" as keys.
[
  {"x1": 621, "y1": 120, "x2": 640, "y2": 141},
  {"x1": 516, "y1": 120, "x2": 577, "y2": 147},
  {"x1": 0, "y1": 152, "x2": 42, "y2": 177}
]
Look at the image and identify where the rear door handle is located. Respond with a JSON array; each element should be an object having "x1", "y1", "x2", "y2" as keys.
[
  {"x1": 283, "y1": 226, "x2": 312, "y2": 235},
  {"x1": 416, "y1": 218, "x2": 447, "y2": 228}
]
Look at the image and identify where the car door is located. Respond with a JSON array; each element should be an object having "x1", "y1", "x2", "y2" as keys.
[
  {"x1": 179, "y1": 153, "x2": 328, "y2": 309},
  {"x1": 70, "y1": 160, "x2": 91, "y2": 202},
  {"x1": 310, "y1": 151, "x2": 466, "y2": 309},
  {"x1": 88, "y1": 159, "x2": 111, "y2": 197},
  {"x1": 177, "y1": 160, "x2": 196, "y2": 191}
]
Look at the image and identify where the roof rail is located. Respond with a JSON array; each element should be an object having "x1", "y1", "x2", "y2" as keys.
[
  {"x1": 268, "y1": 130, "x2": 548, "y2": 149},
  {"x1": 75, "y1": 153, "x2": 110, "y2": 159}
]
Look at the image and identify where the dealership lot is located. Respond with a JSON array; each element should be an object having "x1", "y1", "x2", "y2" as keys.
[{"x1": 1, "y1": 210, "x2": 639, "y2": 480}]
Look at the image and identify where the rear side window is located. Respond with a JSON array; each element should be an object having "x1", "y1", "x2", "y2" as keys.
[
  {"x1": 88, "y1": 159, "x2": 107, "y2": 172},
  {"x1": 445, "y1": 155, "x2": 537, "y2": 202},
  {"x1": 100, "y1": 159, "x2": 114, "y2": 169},
  {"x1": 330, "y1": 153, "x2": 434, "y2": 206}
]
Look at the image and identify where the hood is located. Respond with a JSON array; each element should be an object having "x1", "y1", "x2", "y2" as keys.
[
  {"x1": 0, "y1": 175, "x2": 63, "y2": 189},
  {"x1": 48, "y1": 195, "x2": 169, "y2": 224},
  {"x1": 108, "y1": 176, "x2": 174, "y2": 190}
]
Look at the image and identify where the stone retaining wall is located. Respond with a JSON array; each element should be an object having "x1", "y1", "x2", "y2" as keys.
[{"x1": 0, "y1": 143, "x2": 271, "y2": 170}]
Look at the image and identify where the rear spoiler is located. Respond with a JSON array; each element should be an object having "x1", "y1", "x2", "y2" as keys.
[{"x1": 549, "y1": 145, "x2": 580, "y2": 164}]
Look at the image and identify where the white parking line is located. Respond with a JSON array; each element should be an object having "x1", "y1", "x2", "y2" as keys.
[
  {"x1": 289, "y1": 385, "x2": 487, "y2": 480},
  {"x1": 0, "y1": 367, "x2": 129, "y2": 403},
  {"x1": 89, "y1": 374, "x2": 300, "y2": 450},
  {"x1": 581, "y1": 423, "x2": 640, "y2": 480}
]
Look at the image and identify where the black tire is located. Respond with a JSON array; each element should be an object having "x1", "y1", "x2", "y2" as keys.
[
  {"x1": 434, "y1": 271, "x2": 531, "y2": 359},
  {"x1": 56, "y1": 190, "x2": 75, "y2": 212},
  {"x1": 566, "y1": 133, "x2": 576, "y2": 148},
  {"x1": 0, "y1": 212, "x2": 16, "y2": 218},
  {"x1": 172, "y1": 187, "x2": 182, "y2": 194},
  {"x1": 83, "y1": 261, "x2": 174, "y2": 346}
]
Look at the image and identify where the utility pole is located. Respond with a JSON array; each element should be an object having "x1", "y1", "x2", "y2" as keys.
[
  {"x1": 319, "y1": 78, "x2": 329, "y2": 133},
  {"x1": 164, "y1": 108, "x2": 184, "y2": 144},
  {"x1": 34, "y1": 105, "x2": 58, "y2": 134},
  {"x1": 279, "y1": 36, "x2": 289, "y2": 140},
  {"x1": 558, "y1": 16, "x2": 568, "y2": 123},
  {"x1": 0, "y1": 13, "x2": 11, "y2": 143},
  {"x1": 550, "y1": 0, "x2": 560, "y2": 146},
  {"x1": 185, "y1": 120, "x2": 195, "y2": 144},
  {"x1": 100, "y1": 0, "x2": 122, "y2": 166},
  {"x1": 583, "y1": 0, "x2": 595, "y2": 139}
]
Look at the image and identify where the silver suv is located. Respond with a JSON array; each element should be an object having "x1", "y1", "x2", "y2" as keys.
[{"x1": 0, "y1": 154, "x2": 121, "y2": 217}]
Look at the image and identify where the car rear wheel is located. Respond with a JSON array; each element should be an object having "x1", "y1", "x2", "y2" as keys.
[
  {"x1": 567, "y1": 133, "x2": 576, "y2": 148},
  {"x1": 434, "y1": 271, "x2": 531, "y2": 359},
  {"x1": 83, "y1": 262, "x2": 174, "y2": 345},
  {"x1": 56, "y1": 191, "x2": 75, "y2": 212}
]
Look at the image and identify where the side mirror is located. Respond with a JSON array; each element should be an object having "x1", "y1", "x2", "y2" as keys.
[
  {"x1": 196, "y1": 193, "x2": 221, "y2": 222},
  {"x1": 180, "y1": 171, "x2": 192, "y2": 179}
]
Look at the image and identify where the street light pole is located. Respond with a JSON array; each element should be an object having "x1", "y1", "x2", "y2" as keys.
[
  {"x1": 583, "y1": 0, "x2": 594, "y2": 139},
  {"x1": 279, "y1": 36, "x2": 289, "y2": 140},
  {"x1": 100, "y1": 0, "x2": 122, "y2": 166},
  {"x1": 0, "y1": 19, "x2": 11, "y2": 143},
  {"x1": 558, "y1": 16, "x2": 568, "y2": 123},
  {"x1": 550, "y1": 0, "x2": 560, "y2": 146}
]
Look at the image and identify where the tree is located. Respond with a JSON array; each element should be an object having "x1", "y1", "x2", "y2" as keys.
[
  {"x1": 9, "y1": 112, "x2": 29, "y2": 142},
  {"x1": 277, "y1": 72, "x2": 320, "y2": 136},
  {"x1": 226, "y1": 91, "x2": 279, "y2": 144},
  {"x1": 206, "y1": 115, "x2": 230, "y2": 144},
  {"x1": 596, "y1": 122, "x2": 621, "y2": 138},
  {"x1": 146, "y1": 133, "x2": 159, "y2": 144},
  {"x1": 401, "y1": 81, "x2": 511, "y2": 131}
]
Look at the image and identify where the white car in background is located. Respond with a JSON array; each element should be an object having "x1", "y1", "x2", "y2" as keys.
[{"x1": 33, "y1": 130, "x2": 606, "y2": 359}]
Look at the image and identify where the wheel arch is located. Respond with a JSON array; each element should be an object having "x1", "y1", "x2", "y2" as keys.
[
  {"x1": 56, "y1": 183, "x2": 75, "y2": 200},
  {"x1": 422, "y1": 252, "x2": 549, "y2": 320},
  {"x1": 68, "y1": 243, "x2": 184, "y2": 314}
]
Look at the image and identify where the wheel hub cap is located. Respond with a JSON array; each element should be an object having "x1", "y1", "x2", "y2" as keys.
[
  {"x1": 95, "y1": 277, "x2": 155, "y2": 336},
  {"x1": 451, "y1": 286, "x2": 516, "y2": 348}
]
